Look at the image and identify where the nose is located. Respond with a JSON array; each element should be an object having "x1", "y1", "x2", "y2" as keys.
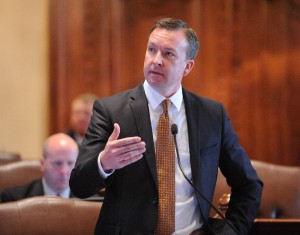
[
  {"x1": 59, "y1": 164, "x2": 71, "y2": 175},
  {"x1": 153, "y1": 52, "x2": 163, "y2": 66}
]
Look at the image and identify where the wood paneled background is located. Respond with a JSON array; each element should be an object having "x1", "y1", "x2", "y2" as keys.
[{"x1": 49, "y1": 0, "x2": 300, "y2": 166}]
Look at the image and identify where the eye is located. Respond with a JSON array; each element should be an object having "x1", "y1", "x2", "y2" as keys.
[
  {"x1": 53, "y1": 161, "x2": 63, "y2": 167},
  {"x1": 148, "y1": 46, "x2": 156, "y2": 54},
  {"x1": 166, "y1": 51, "x2": 175, "y2": 57}
]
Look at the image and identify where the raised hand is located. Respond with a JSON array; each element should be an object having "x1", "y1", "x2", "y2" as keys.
[{"x1": 100, "y1": 123, "x2": 146, "y2": 172}]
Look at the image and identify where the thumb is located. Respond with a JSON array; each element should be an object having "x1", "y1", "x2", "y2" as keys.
[{"x1": 108, "y1": 123, "x2": 120, "y2": 142}]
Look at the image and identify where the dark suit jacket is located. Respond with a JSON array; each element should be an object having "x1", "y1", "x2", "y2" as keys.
[
  {"x1": 0, "y1": 179, "x2": 75, "y2": 202},
  {"x1": 70, "y1": 84, "x2": 263, "y2": 235},
  {"x1": 66, "y1": 129, "x2": 82, "y2": 146}
]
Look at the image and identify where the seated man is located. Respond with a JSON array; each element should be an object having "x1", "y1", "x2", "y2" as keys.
[
  {"x1": 0, "y1": 133, "x2": 78, "y2": 202},
  {"x1": 66, "y1": 93, "x2": 97, "y2": 146}
]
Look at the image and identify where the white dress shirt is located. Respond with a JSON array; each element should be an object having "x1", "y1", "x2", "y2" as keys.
[{"x1": 144, "y1": 81, "x2": 202, "y2": 234}]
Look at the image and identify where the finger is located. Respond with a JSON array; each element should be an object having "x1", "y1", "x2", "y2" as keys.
[
  {"x1": 118, "y1": 153, "x2": 144, "y2": 168},
  {"x1": 112, "y1": 137, "x2": 143, "y2": 149},
  {"x1": 108, "y1": 123, "x2": 120, "y2": 142},
  {"x1": 117, "y1": 145, "x2": 146, "y2": 162},
  {"x1": 114, "y1": 141, "x2": 146, "y2": 157}
]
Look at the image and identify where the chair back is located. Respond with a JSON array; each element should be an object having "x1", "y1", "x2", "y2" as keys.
[
  {"x1": 212, "y1": 160, "x2": 300, "y2": 218},
  {"x1": 0, "y1": 160, "x2": 42, "y2": 192},
  {"x1": 253, "y1": 160, "x2": 300, "y2": 218},
  {"x1": 0, "y1": 151, "x2": 21, "y2": 165},
  {"x1": 0, "y1": 196, "x2": 101, "y2": 235}
]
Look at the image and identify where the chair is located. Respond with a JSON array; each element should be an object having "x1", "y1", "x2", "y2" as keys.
[
  {"x1": 252, "y1": 160, "x2": 300, "y2": 218},
  {"x1": 0, "y1": 151, "x2": 21, "y2": 165},
  {"x1": 0, "y1": 196, "x2": 102, "y2": 235},
  {"x1": 212, "y1": 160, "x2": 300, "y2": 218},
  {"x1": 0, "y1": 160, "x2": 42, "y2": 193},
  {"x1": 212, "y1": 160, "x2": 300, "y2": 234}
]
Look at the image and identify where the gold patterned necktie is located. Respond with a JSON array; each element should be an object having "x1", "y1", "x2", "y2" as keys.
[{"x1": 156, "y1": 99, "x2": 175, "y2": 235}]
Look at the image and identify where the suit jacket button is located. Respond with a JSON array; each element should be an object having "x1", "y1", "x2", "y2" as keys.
[
  {"x1": 147, "y1": 228, "x2": 154, "y2": 235},
  {"x1": 152, "y1": 198, "x2": 158, "y2": 206}
]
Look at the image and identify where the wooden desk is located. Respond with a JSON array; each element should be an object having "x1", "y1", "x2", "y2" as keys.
[{"x1": 250, "y1": 219, "x2": 300, "y2": 235}]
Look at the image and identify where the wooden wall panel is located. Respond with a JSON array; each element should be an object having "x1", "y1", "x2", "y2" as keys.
[
  {"x1": 288, "y1": 0, "x2": 300, "y2": 166},
  {"x1": 49, "y1": 0, "x2": 300, "y2": 166},
  {"x1": 49, "y1": 0, "x2": 111, "y2": 132}
]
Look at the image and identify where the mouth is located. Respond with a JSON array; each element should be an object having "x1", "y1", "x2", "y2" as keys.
[
  {"x1": 149, "y1": 70, "x2": 164, "y2": 76},
  {"x1": 58, "y1": 178, "x2": 68, "y2": 184}
]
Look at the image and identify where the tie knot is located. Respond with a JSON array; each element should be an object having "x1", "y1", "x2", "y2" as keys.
[{"x1": 162, "y1": 99, "x2": 171, "y2": 113}]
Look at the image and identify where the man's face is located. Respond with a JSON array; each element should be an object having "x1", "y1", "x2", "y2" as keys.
[
  {"x1": 41, "y1": 148, "x2": 77, "y2": 193},
  {"x1": 71, "y1": 101, "x2": 93, "y2": 136},
  {"x1": 143, "y1": 28, "x2": 194, "y2": 97}
]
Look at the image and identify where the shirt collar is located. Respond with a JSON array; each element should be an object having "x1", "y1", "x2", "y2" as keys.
[
  {"x1": 143, "y1": 80, "x2": 183, "y2": 111},
  {"x1": 42, "y1": 178, "x2": 71, "y2": 198}
]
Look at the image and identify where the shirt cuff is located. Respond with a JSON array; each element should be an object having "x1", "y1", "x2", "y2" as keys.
[{"x1": 97, "y1": 151, "x2": 114, "y2": 178}]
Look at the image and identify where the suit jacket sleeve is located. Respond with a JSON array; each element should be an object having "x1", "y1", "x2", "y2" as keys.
[
  {"x1": 0, "y1": 179, "x2": 44, "y2": 202},
  {"x1": 69, "y1": 86, "x2": 150, "y2": 199},
  {"x1": 218, "y1": 104, "x2": 263, "y2": 234},
  {"x1": 183, "y1": 90, "x2": 263, "y2": 235},
  {"x1": 69, "y1": 98, "x2": 113, "y2": 198}
]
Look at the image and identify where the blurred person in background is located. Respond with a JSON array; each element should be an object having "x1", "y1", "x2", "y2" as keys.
[{"x1": 66, "y1": 93, "x2": 97, "y2": 146}]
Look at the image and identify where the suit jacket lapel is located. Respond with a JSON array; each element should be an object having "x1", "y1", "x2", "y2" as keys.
[
  {"x1": 129, "y1": 84, "x2": 158, "y2": 189},
  {"x1": 128, "y1": 86, "x2": 208, "y2": 191},
  {"x1": 184, "y1": 89, "x2": 216, "y2": 219},
  {"x1": 183, "y1": 89, "x2": 202, "y2": 185}
]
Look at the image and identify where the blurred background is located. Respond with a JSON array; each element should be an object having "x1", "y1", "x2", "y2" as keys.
[{"x1": 0, "y1": 0, "x2": 299, "y2": 166}]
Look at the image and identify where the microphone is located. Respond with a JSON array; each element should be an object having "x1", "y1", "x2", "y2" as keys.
[{"x1": 171, "y1": 123, "x2": 238, "y2": 234}]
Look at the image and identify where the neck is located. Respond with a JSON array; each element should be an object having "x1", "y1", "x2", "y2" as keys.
[{"x1": 153, "y1": 84, "x2": 180, "y2": 98}]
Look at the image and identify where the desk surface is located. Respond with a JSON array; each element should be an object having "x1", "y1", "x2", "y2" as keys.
[{"x1": 250, "y1": 219, "x2": 300, "y2": 235}]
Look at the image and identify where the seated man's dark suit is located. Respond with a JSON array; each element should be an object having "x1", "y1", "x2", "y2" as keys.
[
  {"x1": 0, "y1": 179, "x2": 75, "y2": 202},
  {"x1": 66, "y1": 129, "x2": 82, "y2": 146}
]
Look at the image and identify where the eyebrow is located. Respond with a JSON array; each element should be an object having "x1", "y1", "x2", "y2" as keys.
[{"x1": 148, "y1": 42, "x2": 176, "y2": 52}]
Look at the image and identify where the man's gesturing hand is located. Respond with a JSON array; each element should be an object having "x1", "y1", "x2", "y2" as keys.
[{"x1": 100, "y1": 123, "x2": 146, "y2": 172}]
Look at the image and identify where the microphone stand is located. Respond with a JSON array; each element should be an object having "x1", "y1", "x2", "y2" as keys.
[{"x1": 171, "y1": 124, "x2": 238, "y2": 234}]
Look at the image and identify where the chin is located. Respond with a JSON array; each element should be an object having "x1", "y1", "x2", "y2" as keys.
[{"x1": 147, "y1": 76, "x2": 165, "y2": 85}]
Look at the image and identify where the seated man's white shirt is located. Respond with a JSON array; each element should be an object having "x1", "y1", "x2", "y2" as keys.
[{"x1": 42, "y1": 178, "x2": 71, "y2": 198}]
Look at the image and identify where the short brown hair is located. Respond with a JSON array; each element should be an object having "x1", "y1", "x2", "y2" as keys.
[{"x1": 150, "y1": 18, "x2": 199, "y2": 60}]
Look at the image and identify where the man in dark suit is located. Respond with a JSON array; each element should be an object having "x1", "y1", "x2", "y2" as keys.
[
  {"x1": 69, "y1": 18, "x2": 263, "y2": 235},
  {"x1": 1, "y1": 133, "x2": 78, "y2": 202}
]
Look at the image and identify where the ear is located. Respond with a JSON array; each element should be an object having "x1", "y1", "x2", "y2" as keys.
[
  {"x1": 183, "y1": 60, "x2": 194, "y2": 77},
  {"x1": 40, "y1": 158, "x2": 45, "y2": 172}
]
